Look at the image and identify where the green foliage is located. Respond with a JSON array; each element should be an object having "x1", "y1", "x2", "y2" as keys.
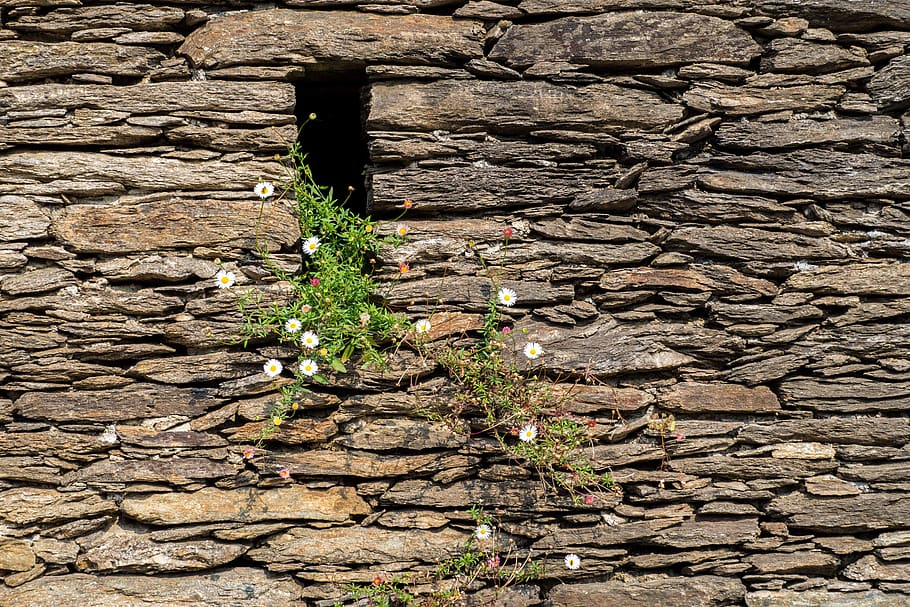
[
  {"x1": 335, "y1": 508, "x2": 542, "y2": 607},
  {"x1": 240, "y1": 137, "x2": 405, "y2": 441}
]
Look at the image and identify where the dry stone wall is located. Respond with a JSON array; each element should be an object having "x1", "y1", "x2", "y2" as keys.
[{"x1": 1, "y1": 1, "x2": 909, "y2": 606}]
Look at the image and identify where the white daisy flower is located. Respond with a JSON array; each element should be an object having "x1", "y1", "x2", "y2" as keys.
[
  {"x1": 523, "y1": 342, "x2": 543, "y2": 360},
  {"x1": 519, "y1": 424, "x2": 538, "y2": 443},
  {"x1": 263, "y1": 359, "x2": 283, "y2": 377},
  {"x1": 396, "y1": 224, "x2": 408, "y2": 237},
  {"x1": 299, "y1": 359, "x2": 318, "y2": 377},
  {"x1": 301, "y1": 331, "x2": 319, "y2": 349},
  {"x1": 415, "y1": 318, "x2": 431, "y2": 334},
  {"x1": 497, "y1": 287, "x2": 517, "y2": 307},
  {"x1": 215, "y1": 269, "x2": 235, "y2": 289},
  {"x1": 564, "y1": 553, "x2": 581, "y2": 570},
  {"x1": 475, "y1": 524, "x2": 492, "y2": 541},
  {"x1": 254, "y1": 181, "x2": 274, "y2": 199},
  {"x1": 303, "y1": 236, "x2": 321, "y2": 256},
  {"x1": 284, "y1": 318, "x2": 302, "y2": 333}
]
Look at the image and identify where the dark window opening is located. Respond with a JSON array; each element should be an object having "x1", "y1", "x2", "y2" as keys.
[{"x1": 295, "y1": 70, "x2": 369, "y2": 216}]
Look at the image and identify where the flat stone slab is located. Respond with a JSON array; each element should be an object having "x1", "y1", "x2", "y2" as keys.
[
  {"x1": 0, "y1": 488, "x2": 116, "y2": 526},
  {"x1": 370, "y1": 79, "x2": 683, "y2": 134},
  {"x1": 53, "y1": 197, "x2": 298, "y2": 253},
  {"x1": 490, "y1": 12, "x2": 760, "y2": 69},
  {"x1": 785, "y1": 263, "x2": 910, "y2": 296},
  {"x1": 0, "y1": 81, "x2": 295, "y2": 115},
  {"x1": 122, "y1": 486, "x2": 370, "y2": 525},
  {"x1": 15, "y1": 384, "x2": 224, "y2": 422},
  {"x1": 179, "y1": 9, "x2": 483, "y2": 69},
  {"x1": 550, "y1": 575, "x2": 745, "y2": 607},
  {"x1": 0, "y1": 568, "x2": 301, "y2": 607},
  {"x1": 0, "y1": 40, "x2": 163, "y2": 83},
  {"x1": 747, "y1": 590, "x2": 910, "y2": 606},
  {"x1": 768, "y1": 493, "x2": 910, "y2": 532},
  {"x1": 753, "y1": 0, "x2": 910, "y2": 32},
  {"x1": 659, "y1": 382, "x2": 780, "y2": 413},
  {"x1": 247, "y1": 525, "x2": 465, "y2": 566}
]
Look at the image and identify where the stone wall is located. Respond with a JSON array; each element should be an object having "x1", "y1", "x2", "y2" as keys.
[{"x1": 1, "y1": 1, "x2": 910, "y2": 606}]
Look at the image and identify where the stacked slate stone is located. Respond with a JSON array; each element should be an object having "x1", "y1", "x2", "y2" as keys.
[{"x1": 1, "y1": 1, "x2": 910, "y2": 606}]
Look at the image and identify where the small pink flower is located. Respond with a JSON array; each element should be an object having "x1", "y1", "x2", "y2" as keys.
[
  {"x1": 587, "y1": 419, "x2": 597, "y2": 429},
  {"x1": 301, "y1": 304, "x2": 312, "y2": 313},
  {"x1": 398, "y1": 262, "x2": 410, "y2": 274},
  {"x1": 486, "y1": 555, "x2": 500, "y2": 569},
  {"x1": 502, "y1": 226, "x2": 513, "y2": 239},
  {"x1": 402, "y1": 199, "x2": 414, "y2": 209},
  {"x1": 583, "y1": 494, "x2": 595, "y2": 506},
  {"x1": 675, "y1": 433, "x2": 686, "y2": 442},
  {"x1": 502, "y1": 326, "x2": 511, "y2": 335},
  {"x1": 309, "y1": 277, "x2": 319, "y2": 287},
  {"x1": 242, "y1": 447, "x2": 255, "y2": 460},
  {"x1": 373, "y1": 575, "x2": 384, "y2": 586},
  {"x1": 278, "y1": 467, "x2": 291, "y2": 479}
]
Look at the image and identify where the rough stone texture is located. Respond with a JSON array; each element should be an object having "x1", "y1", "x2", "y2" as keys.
[
  {"x1": 1, "y1": 1, "x2": 909, "y2": 605},
  {"x1": 490, "y1": 12, "x2": 760, "y2": 69},
  {"x1": 0, "y1": 568, "x2": 302, "y2": 607},
  {"x1": 179, "y1": 9, "x2": 484, "y2": 69},
  {"x1": 122, "y1": 487, "x2": 370, "y2": 525},
  {"x1": 549, "y1": 575, "x2": 745, "y2": 607},
  {"x1": 369, "y1": 79, "x2": 684, "y2": 134}
]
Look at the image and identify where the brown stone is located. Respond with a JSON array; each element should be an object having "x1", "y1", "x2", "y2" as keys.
[
  {"x1": 7, "y1": 4, "x2": 184, "y2": 33},
  {"x1": 746, "y1": 590, "x2": 910, "y2": 607},
  {"x1": 15, "y1": 385, "x2": 224, "y2": 423},
  {"x1": 265, "y1": 450, "x2": 477, "y2": 479},
  {"x1": 122, "y1": 486, "x2": 370, "y2": 525},
  {"x1": 768, "y1": 492, "x2": 910, "y2": 532},
  {"x1": 127, "y1": 351, "x2": 261, "y2": 385},
  {"x1": 0, "y1": 81, "x2": 295, "y2": 115},
  {"x1": 0, "y1": 568, "x2": 301, "y2": 607},
  {"x1": 747, "y1": 551, "x2": 840, "y2": 574},
  {"x1": 335, "y1": 418, "x2": 468, "y2": 451},
  {"x1": 778, "y1": 376, "x2": 910, "y2": 413},
  {"x1": 63, "y1": 458, "x2": 235, "y2": 488},
  {"x1": 370, "y1": 79, "x2": 684, "y2": 135},
  {"x1": 844, "y1": 555, "x2": 910, "y2": 582},
  {"x1": 672, "y1": 456, "x2": 837, "y2": 480},
  {"x1": 490, "y1": 12, "x2": 759, "y2": 69},
  {"x1": 666, "y1": 226, "x2": 851, "y2": 261},
  {"x1": 785, "y1": 263, "x2": 910, "y2": 296},
  {"x1": 714, "y1": 116, "x2": 899, "y2": 152},
  {"x1": 0, "y1": 41, "x2": 163, "y2": 83},
  {"x1": 381, "y1": 479, "x2": 585, "y2": 510},
  {"x1": 180, "y1": 9, "x2": 483, "y2": 69},
  {"x1": 1, "y1": 268, "x2": 75, "y2": 295},
  {"x1": 763, "y1": 38, "x2": 868, "y2": 73},
  {"x1": 753, "y1": 0, "x2": 910, "y2": 32},
  {"x1": 739, "y1": 416, "x2": 910, "y2": 446},
  {"x1": 0, "y1": 197, "x2": 50, "y2": 240},
  {"x1": 549, "y1": 575, "x2": 745, "y2": 607},
  {"x1": 0, "y1": 542, "x2": 35, "y2": 572},
  {"x1": 685, "y1": 82, "x2": 844, "y2": 116},
  {"x1": 247, "y1": 525, "x2": 465, "y2": 566},
  {"x1": 53, "y1": 197, "x2": 297, "y2": 253},
  {"x1": 599, "y1": 265, "x2": 776, "y2": 297},
  {"x1": 75, "y1": 524, "x2": 246, "y2": 574},
  {"x1": 0, "y1": 488, "x2": 116, "y2": 526},
  {"x1": 659, "y1": 382, "x2": 780, "y2": 413},
  {"x1": 697, "y1": 150, "x2": 910, "y2": 201}
]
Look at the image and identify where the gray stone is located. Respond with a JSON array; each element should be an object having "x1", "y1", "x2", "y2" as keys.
[
  {"x1": 490, "y1": 12, "x2": 759, "y2": 69},
  {"x1": 550, "y1": 575, "x2": 745, "y2": 607}
]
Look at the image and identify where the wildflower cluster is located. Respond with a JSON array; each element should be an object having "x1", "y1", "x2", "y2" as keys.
[
  {"x1": 230, "y1": 134, "x2": 406, "y2": 443},
  {"x1": 415, "y1": 244, "x2": 616, "y2": 502},
  {"x1": 231, "y1": 136, "x2": 616, "y2": 498},
  {"x1": 337, "y1": 507, "x2": 543, "y2": 607}
]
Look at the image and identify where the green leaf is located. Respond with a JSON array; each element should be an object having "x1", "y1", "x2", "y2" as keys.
[
  {"x1": 313, "y1": 373, "x2": 330, "y2": 385},
  {"x1": 330, "y1": 358, "x2": 347, "y2": 373}
]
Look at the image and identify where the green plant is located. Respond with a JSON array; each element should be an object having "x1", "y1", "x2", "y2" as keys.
[
  {"x1": 235, "y1": 134, "x2": 617, "y2": 499},
  {"x1": 335, "y1": 507, "x2": 542, "y2": 607},
  {"x1": 237, "y1": 130, "x2": 407, "y2": 441}
]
